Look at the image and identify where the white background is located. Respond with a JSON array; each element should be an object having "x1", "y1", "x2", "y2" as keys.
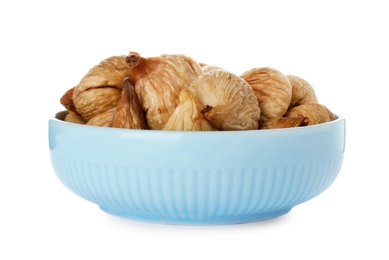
[{"x1": 1, "y1": 0, "x2": 388, "y2": 259}]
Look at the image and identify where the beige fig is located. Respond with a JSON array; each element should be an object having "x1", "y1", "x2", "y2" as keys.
[
  {"x1": 200, "y1": 63, "x2": 228, "y2": 74},
  {"x1": 287, "y1": 75, "x2": 318, "y2": 108},
  {"x1": 71, "y1": 55, "x2": 131, "y2": 121},
  {"x1": 241, "y1": 67, "x2": 292, "y2": 121},
  {"x1": 87, "y1": 108, "x2": 116, "y2": 127},
  {"x1": 125, "y1": 52, "x2": 203, "y2": 130},
  {"x1": 188, "y1": 70, "x2": 260, "y2": 130},
  {"x1": 260, "y1": 115, "x2": 308, "y2": 129},
  {"x1": 64, "y1": 113, "x2": 86, "y2": 125},
  {"x1": 285, "y1": 102, "x2": 336, "y2": 125},
  {"x1": 86, "y1": 78, "x2": 147, "y2": 129},
  {"x1": 163, "y1": 89, "x2": 216, "y2": 131},
  {"x1": 59, "y1": 51, "x2": 337, "y2": 132},
  {"x1": 60, "y1": 87, "x2": 77, "y2": 114}
]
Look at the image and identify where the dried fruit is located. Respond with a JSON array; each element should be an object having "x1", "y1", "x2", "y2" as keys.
[
  {"x1": 163, "y1": 89, "x2": 216, "y2": 131},
  {"x1": 87, "y1": 108, "x2": 115, "y2": 127},
  {"x1": 73, "y1": 88, "x2": 122, "y2": 122},
  {"x1": 200, "y1": 63, "x2": 227, "y2": 74},
  {"x1": 86, "y1": 78, "x2": 147, "y2": 129},
  {"x1": 60, "y1": 51, "x2": 336, "y2": 131},
  {"x1": 260, "y1": 115, "x2": 308, "y2": 129},
  {"x1": 72, "y1": 55, "x2": 131, "y2": 121},
  {"x1": 64, "y1": 113, "x2": 85, "y2": 125},
  {"x1": 60, "y1": 87, "x2": 77, "y2": 114},
  {"x1": 111, "y1": 78, "x2": 148, "y2": 129},
  {"x1": 287, "y1": 75, "x2": 318, "y2": 108},
  {"x1": 284, "y1": 102, "x2": 336, "y2": 125},
  {"x1": 241, "y1": 67, "x2": 292, "y2": 121},
  {"x1": 125, "y1": 52, "x2": 203, "y2": 130},
  {"x1": 188, "y1": 70, "x2": 260, "y2": 130}
]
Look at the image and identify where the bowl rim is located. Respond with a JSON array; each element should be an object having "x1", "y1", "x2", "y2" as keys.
[{"x1": 49, "y1": 110, "x2": 345, "y2": 134}]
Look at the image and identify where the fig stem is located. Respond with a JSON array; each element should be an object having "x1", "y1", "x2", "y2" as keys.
[
  {"x1": 122, "y1": 77, "x2": 134, "y2": 86},
  {"x1": 201, "y1": 105, "x2": 213, "y2": 115},
  {"x1": 125, "y1": 52, "x2": 141, "y2": 68}
]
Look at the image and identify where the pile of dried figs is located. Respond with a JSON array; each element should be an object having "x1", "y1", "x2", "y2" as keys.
[{"x1": 60, "y1": 52, "x2": 336, "y2": 131}]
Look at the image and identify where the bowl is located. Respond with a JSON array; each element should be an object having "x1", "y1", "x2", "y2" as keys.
[{"x1": 49, "y1": 111, "x2": 345, "y2": 225}]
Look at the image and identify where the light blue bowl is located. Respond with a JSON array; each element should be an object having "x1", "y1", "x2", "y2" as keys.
[{"x1": 49, "y1": 111, "x2": 345, "y2": 225}]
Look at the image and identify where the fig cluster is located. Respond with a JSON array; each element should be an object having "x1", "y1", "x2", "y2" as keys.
[{"x1": 60, "y1": 52, "x2": 336, "y2": 131}]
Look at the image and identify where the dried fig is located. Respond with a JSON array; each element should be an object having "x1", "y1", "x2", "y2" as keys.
[
  {"x1": 285, "y1": 102, "x2": 336, "y2": 125},
  {"x1": 111, "y1": 78, "x2": 147, "y2": 129},
  {"x1": 73, "y1": 88, "x2": 122, "y2": 122},
  {"x1": 87, "y1": 108, "x2": 115, "y2": 127},
  {"x1": 72, "y1": 55, "x2": 131, "y2": 121},
  {"x1": 287, "y1": 75, "x2": 318, "y2": 108},
  {"x1": 188, "y1": 70, "x2": 260, "y2": 130},
  {"x1": 260, "y1": 115, "x2": 308, "y2": 129},
  {"x1": 64, "y1": 113, "x2": 86, "y2": 125},
  {"x1": 60, "y1": 87, "x2": 77, "y2": 114},
  {"x1": 125, "y1": 52, "x2": 203, "y2": 130},
  {"x1": 86, "y1": 78, "x2": 147, "y2": 129},
  {"x1": 163, "y1": 89, "x2": 216, "y2": 131},
  {"x1": 200, "y1": 63, "x2": 227, "y2": 74},
  {"x1": 241, "y1": 67, "x2": 292, "y2": 121}
]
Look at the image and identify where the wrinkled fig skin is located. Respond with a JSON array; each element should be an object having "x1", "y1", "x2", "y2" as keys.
[
  {"x1": 200, "y1": 64, "x2": 228, "y2": 74},
  {"x1": 72, "y1": 56, "x2": 132, "y2": 121},
  {"x1": 260, "y1": 115, "x2": 308, "y2": 129},
  {"x1": 125, "y1": 52, "x2": 161, "y2": 83},
  {"x1": 74, "y1": 56, "x2": 131, "y2": 93},
  {"x1": 125, "y1": 52, "x2": 203, "y2": 130},
  {"x1": 163, "y1": 89, "x2": 216, "y2": 131},
  {"x1": 287, "y1": 75, "x2": 318, "y2": 108},
  {"x1": 64, "y1": 113, "x2": 86, "y2": 125},
  {"x1": 87, "y1": 108, "x2": 116, "y2": 127},
  {"x1": 189, "y1": 70, "x2": 261, "y2": 130},
  {"x1": 111, "y1": 78, "x2": 148, "y2": 129},
  {"x1": 60, "y1": 51, "x2": 336, "y2": 131},
  {"x1": 74, "y1": 87, "x2": 122, "y2": 121},
  {"x1": 241, "y1": 67, "x2": 292, "y2": 121},
  {"x1": 60, "y1": 87, "x2": 77, "y2": 114},
  {"x1": 285, "y1": 102, "x2": 336, "y2": 126},
  {"x1": 86, "y1": 78, "x2": 148, "y2": 129}
]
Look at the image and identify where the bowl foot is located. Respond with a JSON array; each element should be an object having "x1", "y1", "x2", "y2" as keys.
[{"x1": 99, "y1": 206, "x2": 291, "y2": 225}]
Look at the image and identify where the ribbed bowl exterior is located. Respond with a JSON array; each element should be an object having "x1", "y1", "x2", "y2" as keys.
[{"x1": 49, "y1": 111, "x2": 345, "y2": 224}]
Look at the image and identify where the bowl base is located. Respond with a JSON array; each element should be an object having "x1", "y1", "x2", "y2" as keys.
[{"x1": 99, "y1": 206, "x2": 291, "y2": 225}]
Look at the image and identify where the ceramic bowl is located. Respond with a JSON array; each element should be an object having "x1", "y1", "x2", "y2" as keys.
[{"x1": 49, "y1": 111, "x2": 345, "y2": 225}]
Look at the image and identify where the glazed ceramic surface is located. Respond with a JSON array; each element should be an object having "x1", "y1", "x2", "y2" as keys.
[{"x1": 49, "y1": 111, "x2": 345, "y2": 225}]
